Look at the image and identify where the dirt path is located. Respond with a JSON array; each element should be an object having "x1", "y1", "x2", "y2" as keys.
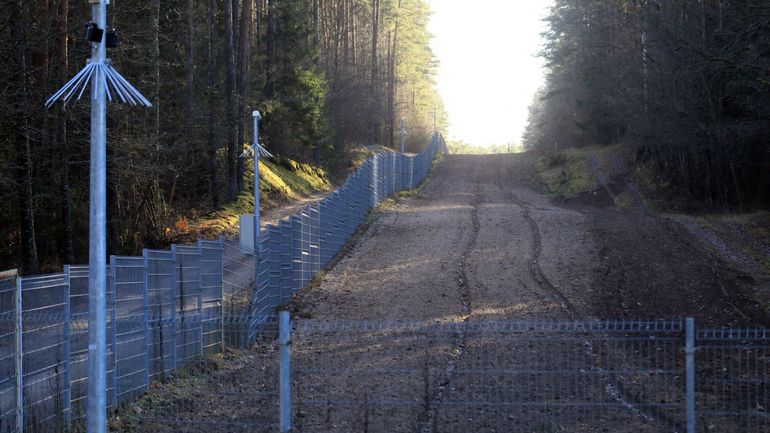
[
  {"x1": 118, "y1": 153, "x2": 769, "y2": 433},
  {"x1": 296, "y1": 153, "x2": 767, "y2": 326}
]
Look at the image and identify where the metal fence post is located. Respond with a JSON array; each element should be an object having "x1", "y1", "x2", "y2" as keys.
[
  {"x1": 685, "y1": 317, "x2": 696, "y2": 433},
  {"x1": 409, "y1": 158, "x2": 414, "y2": 189},
  {"x1": 219, "y1": 236, "x2": 225, "y2": 352},
  {"x1": 63, "y1": 265, "x2": 72, "y2": 426},
  {"x1": 109, "y1": 259, "x2": 118, "y2": 410},
  {"x1": 15, "y1": 275, "x2": 23, "y2": 433},
  {"x1": 142, "y1": 251, "x2": 151, "y2": 392},
  {"x1": 170, "y1": 245, "x2": 178, "y2": 371},
  {"x1": 196, "y1": 245, "x2": 204, "y2": 359},
  {"x1": 279, "y1": 311, "x2": 291, "y2": 433}
]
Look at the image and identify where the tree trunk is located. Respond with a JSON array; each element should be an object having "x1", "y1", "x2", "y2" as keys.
[
  {"x1": 11, "y1": 0, "x2": 39, "y2": 273},
  {"x1": 208, "y1": 0, "x2": 221, "y2": 209},
  {"x1": 152, "y1": 0, "x2": 161, "y2": 151},
  {"x1": 186, "y1": 0, "x2": 197, "y2": 201},
  {"x1": 225, "y1": 0, "x2": 239, "y2": 200},
  {"x1": 343, "y1": 0, "x2": 350, "y2": 66},
  {"x1": 265, "y1": 0, "x2": 276, "y2": 98},
  {"x1": 237, "y1": 0, "x2": 253, "y2": 193},
  {"x1": 370, "y1": 0, "x2": 380, "y2": 143},
  {"x1": 313, "y1": 0, "x2": 320, "y2": 67},
  {"x1": 387, "y1": 0, "x2": 401, "y2": 149},
  {"x1": 57, "y1": 0, "x2": 74, "y2": 264}
]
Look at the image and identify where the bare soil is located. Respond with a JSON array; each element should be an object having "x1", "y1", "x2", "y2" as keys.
[
  {"x1": 295, "y1": 153, "x2": 769, "y2": 327},
  {"x1": 114, "y1": 153, "x2": 770, "y2": 433}
]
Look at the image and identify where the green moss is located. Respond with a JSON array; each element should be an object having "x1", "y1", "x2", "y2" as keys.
[
  {"x1": 615, "y1": 192, "x2": 636, "y2": 210},
  {"x1": 536, "y1": 147, "x2": 600, "y2": 198},
  {"x1": 242, "y1": 157, "x2": 332, "y2": 208},
  {"x1": 177, "y1": 155, "x2": 333, "y2": 241}
]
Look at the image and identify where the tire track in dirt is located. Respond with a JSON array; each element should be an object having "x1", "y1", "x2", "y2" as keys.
[
  {"x1": 493, "y1": 158, "x2": 577, "y2": 317},
  {"x1": 591, "y1": 153, "x2": 755, "y2": 322},
  {"x1": 495, "y1": 157, "x2": 675, "y2": 429},
  {"x1": 418, "y1": 164, "x2": 479, "y2": 433}
]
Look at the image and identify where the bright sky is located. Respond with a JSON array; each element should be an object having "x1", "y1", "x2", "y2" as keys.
[{"x1": 428, "y1": 0, "x2": 553, "y2": 147}]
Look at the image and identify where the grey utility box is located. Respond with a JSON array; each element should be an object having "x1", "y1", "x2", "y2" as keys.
[{"x1": 240, "y1": 214, "x2": 256, "y2": 254}]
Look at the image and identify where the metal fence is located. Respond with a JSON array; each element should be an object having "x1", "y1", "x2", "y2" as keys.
[
  {"x1": 0, "y1": 135, "x2": 446, "y2": 432},
  {"x1": 289, "y1": 318, "x2": 769, "y2": 433},
  {"x1": 289, "y1": 319, "x2": 690, "y2": 433},
  {"x1": 113, "y1": 317, "x2": 768, "y2": 433},
  {"x1": 227, "y1": 133, "x2": 446, "y2": 347},
  {"x1": 0, "y1": 240, "x2": 224, "y2": 433}
]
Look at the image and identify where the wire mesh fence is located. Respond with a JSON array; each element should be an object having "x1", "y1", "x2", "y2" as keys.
[
  {"x1": 0, "y1": 135, "x2": 447, "y2": 432},
  {"x1": 107, "y1": 317, "x2": 768, "y2": 433},
  {"x1": 0, "y1": 270, "x2": 19, "y2": 433},
  {"x1": 0, "y1": 240, "x2": 224, "y2": 433},
  {"x1": 227, "y1": 134, "x2": 446, "y2": 347},
  {"x1": 696, "y1": 328, "x2": 769, "y2": 432},
  {"x1": 290, "y1": 319, "x2": 688, "y2": 433}
]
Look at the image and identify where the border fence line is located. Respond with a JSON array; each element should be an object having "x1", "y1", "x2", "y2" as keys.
[
  {"x1": 125, "y1": 316, "x2": 769, "y2": 433},
  {"x1": 277, "y1": 317, "x2": 768, "y2": 433},
  {"x1": 0, "y1": 134, "x2": 446, "y2": 432}
]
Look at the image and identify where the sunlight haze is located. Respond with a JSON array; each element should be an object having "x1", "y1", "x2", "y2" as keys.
[{"x1": 429, "y1": 0, "x2": 553, "y2": 148}]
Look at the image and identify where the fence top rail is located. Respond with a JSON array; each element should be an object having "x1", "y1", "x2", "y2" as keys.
[
  {"x1": 698, "y1": 327, "x2": 769, "y2": 340},
  {"x1": 289, "y1": 319, "x2": 688, "y2": 334},
  {"x1": 197, "y1": 239, "x2": 224, "y2": 248},
  {"x1": 19, "y1": 272, "x2": 67, "y2": 283}
]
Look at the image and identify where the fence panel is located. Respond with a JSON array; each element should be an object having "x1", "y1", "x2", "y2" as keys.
[
  {"x1": 145, "y1": 250, "x2": 176, "y2": 381},
  {"x1": 199, "y1": 240, "x2": 224, "y2": 356},
  {"x1": 696, "y1": 328, "x2": 769, "y2": 433},
  {"x1": 172, "y1": 246, "x2": 203, "y2": 366},
  {"x1": 0, "y1": 271, "x2": 18, "y2": 433},
  {"x1": 112, "y1": 256, "x2": 149, "y2": 404},
  {"x1": 290, "y1": 319, "x2": 685, "y2": 433},
  {"x1": 19, "y1": 273, "x2": 68, "y2": 433},
  {"x1": 279, "y1": 220, "x2": 293, "y2": 303},
  {"x1": 67, "y1": 265, "x2": 117, "y2": 422}
]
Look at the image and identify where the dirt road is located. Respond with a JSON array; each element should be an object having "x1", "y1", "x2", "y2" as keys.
[
  {"x1": 296, "y1": 153, "x2": 767, "y2": 326},
  {"x1": 119, "y1": 153, "x2": 769, "y2": 433}
]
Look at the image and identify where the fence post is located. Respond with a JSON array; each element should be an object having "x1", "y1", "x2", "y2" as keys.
[
  {"x1": 219, "y1": 236, "x2": 225, "y2": 353},
  {"x1": 142, "y1": 250, "x2": 151, "y2": 392},
  {"x1": 109, "y1": 258, "x2": 118, "y2": 409},
  {"x1": 685, "y1": 317, "x2": 696, "y2": 433},
  {"x1": 409, "y1": 158, "x2": 414, "y2": 189},
  {"x1": 196, "y1": 244, "x2": 204, "y2": 359},
  {"x1": 279, "y1": 311, "x2": 291, "y2": 433},
  {"x1": 170, "y1": 245, "x2": 178, "y2": 371},
  {"x1": 15, "y1": 275, "x2": 23, "y2": 433},
  {"x1": 63, "y1": 265, "x2": 72, "y2": 426}
]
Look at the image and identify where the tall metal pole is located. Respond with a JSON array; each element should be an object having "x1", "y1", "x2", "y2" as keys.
[
  {"x1": 253, "y1": 111, "x2": 261, "y2": 254},
  {"x1": 87, "y1": 2, "x2": 108, "y2": 433},
  {"x1": 400, "y1": 117, "x2": 405, "y2": 154},
  {"x1": 46, "y1": 6, "x2": 149, "y2": 430}
]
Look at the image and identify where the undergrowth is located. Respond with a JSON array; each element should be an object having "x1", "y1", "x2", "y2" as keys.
[
  {"x1": 170, "y1": 155, "x2": 333, "y2": 243},
  {"x1": 535, "y1": 147, "x2": 601, "y2": 198}
]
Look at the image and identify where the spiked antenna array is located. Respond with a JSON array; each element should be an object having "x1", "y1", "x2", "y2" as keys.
[
  {"x1": 46, "y1": 1, "x2": 150, "y2": 109},
  {"x1": 45, "y1": 59, "x2": 151, "y2": 108},
  {"x1": 240, "y1": 141, "x2": 274, "y2": 160}
]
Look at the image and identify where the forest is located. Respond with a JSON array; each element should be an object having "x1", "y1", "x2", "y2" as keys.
[
  {"x1": 525, "y1": 0, "x2": 770, "y2": 210},
  {"x1": 0, "y1": 0, "x2": 443, "y2": 273}
]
